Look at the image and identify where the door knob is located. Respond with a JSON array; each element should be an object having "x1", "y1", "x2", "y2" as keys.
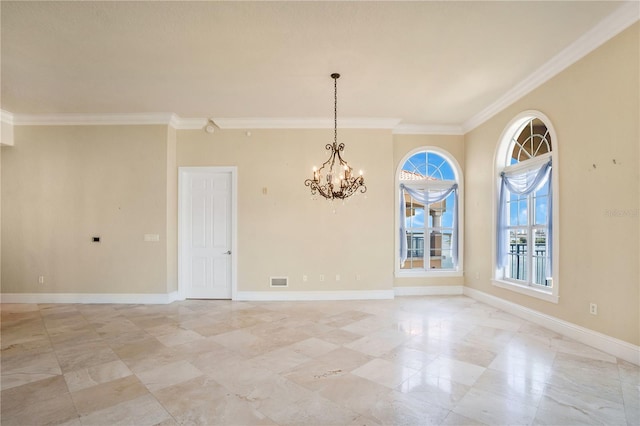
[{"x1": 224, "y1": 250, "x2": 232, "y2": 255}]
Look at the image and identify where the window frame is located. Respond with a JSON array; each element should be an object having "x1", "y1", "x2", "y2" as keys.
[
  {"x1": 395, "y1": 147, "x2": 464, "y2": 278},
  {"x1": 492, "y1": 111, "x2": 560, "y2": 303}
]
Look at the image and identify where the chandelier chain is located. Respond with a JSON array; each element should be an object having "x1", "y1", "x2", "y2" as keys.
[{"x1": 334, "y1": 74, "x2": 338, "y2": 147}]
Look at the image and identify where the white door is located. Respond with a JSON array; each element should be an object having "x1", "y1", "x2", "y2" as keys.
[{"x1": 179, "y1": 167, "x2": 235, "y2": 299}]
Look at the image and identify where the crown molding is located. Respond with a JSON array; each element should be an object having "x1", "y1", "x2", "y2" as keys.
[
  {"x1": 1, "y1": 110, "x2": 15, "y2": 125},
  {"x1": 11, "y1": 113, "x2": 177, "y2": 126},
  {"x1": 170, "y1": 117, "x2": 208, "y2": 129},
  {"x1": 393, "y1": 123, "x2": 464, "y2": 136},
  {"x1": 212, "y1": 117, "x2": 402, "y2": 130},
  {"x1": 1, "y1": 110, "x2": 16, "y2": 146},
  {"x1": 461, "y1": 1, "x2": 640, "y2": 133},
  {"x1": 4, "y1": 113, "x2": 406, "y2": 131}
]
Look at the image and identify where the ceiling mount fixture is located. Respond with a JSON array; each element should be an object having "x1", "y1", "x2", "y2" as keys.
[
  {"x1": 305, "y1": 73, "x2": 366, "y2": 200},
  {"x1": 204, "y1": 119, "x2": 217, "y2": 133}
]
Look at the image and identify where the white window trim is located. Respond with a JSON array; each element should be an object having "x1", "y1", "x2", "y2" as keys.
[
  {"x1": 395, "y1": 146, "x2": 464, "y2": 278},
  {"x1": 492, "y1": 110, "x2": 559, "y2": 303}
]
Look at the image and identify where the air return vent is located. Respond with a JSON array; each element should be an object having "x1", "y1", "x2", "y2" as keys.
[{"x1": 270, "y1": 277, "x2": 289, "y2": 287}]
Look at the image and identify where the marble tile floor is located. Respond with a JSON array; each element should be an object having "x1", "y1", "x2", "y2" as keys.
[{"x1": 1, "y1": 296, "x2": 638, "y2": 426}]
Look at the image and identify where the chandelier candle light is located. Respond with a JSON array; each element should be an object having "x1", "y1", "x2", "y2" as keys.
[{"x1": 305, "y1": 73, "x2": 367, "y2": 200}]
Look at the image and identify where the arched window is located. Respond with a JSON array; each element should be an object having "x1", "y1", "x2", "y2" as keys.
[
  {"x1": 494, "y1": 111, "x2": 558, "y2": 302},
  {"x1": 396, "y1": 148, "x2": 462, "y2": 275}
]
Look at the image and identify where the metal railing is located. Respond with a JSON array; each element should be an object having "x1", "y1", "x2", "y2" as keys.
[
  {"x1": 508, "y1": 243, "x2": 548, "y2": 286},
  {"x1": 406, "y1": 232, "x2": 452, "y2": 259}
]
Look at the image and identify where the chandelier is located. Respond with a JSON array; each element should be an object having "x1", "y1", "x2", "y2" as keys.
[{"x1": 305, "y1": 73, "x2": 366, "y2": 200}]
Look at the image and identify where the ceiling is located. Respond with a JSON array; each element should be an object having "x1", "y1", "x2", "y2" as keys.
[{"x1": 0, "y1": 1, "x2": 633, "y2": 130}]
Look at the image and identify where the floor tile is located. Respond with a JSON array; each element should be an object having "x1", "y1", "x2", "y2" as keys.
[
  {"x1": 55, "y1": 341, "x2": 120, "y2": 373},
  {"x1": 534, "y1": 383, "x2": 627, "y2": 425},
  {"x1": 1, "y1": 390, "x2": 79, "y2": 426},
  {"x1": 453, "y1": 387, "x2": 539, "y2": 425},
  {"x1": 260, "y1": 391, "x2": 360, "y2": 426},
  {"x1": 441, "y1": 411, "x2": 487, "y2": 425},
  {"x1": 471, "y1": 367, "x2": 547, "y2": 406},
  {"x1": 152, "y1": 375, "x2": 229, "y2": 416},
  {"x1": 318, "y1": 327, "x2": 363, "y2": 345},
  {"x1": 146, "y1": 324, "x2": 205, "y2": 347},
  {"x1": 284, "y1": 359, "x2": 351, "y2": 392},
  {"x1": 1, "y1": 375, "x2": 70, "y2": 418},
  {"x1": 618, "y1": 359, "x2": 640, "y2": 385},
  {"x1": 78, "y1": 394, "x2": 172, "y2": 426},
  {"x1": 313, "y1": 347, "x2": 373, "y2": 372},
  {"x1": 203, "y1": 356, "x2": 279, "y2": 396},
  {"x1": 421, "y1": 356, "x2": 486, "y2": 387},
  {"x1": 70, "y1": 374, "x2": 149, "y2": 416},
  {"x1": 0, "y1": 296, "x2": 634, "y2": 426},
  {"x1": 546, "y1": 352, "x2": 623, "y2": 404},
  {"x1": 622, "y1": 381, "x2": 640, "y2": 425},
  {"x1": 351, "y1": 357, "x2": 420, "y2": 389},
  {"x1": 365, "y1": 390, "x2": 451, "y2": 426},
  {"x1": 136, "y1": 359, "x2": 203, "y2": 392},
  {"x1": 345, "y1": 334, "x2": 404, "y2": 357},
  {"x1": 64, "y1": 359, "x2": 132, "y2": 392},
  {"x1": 250, "y1": 345, "x2": 313, "y2": 373},
  {"x1": 381, "y1": 345, "x2": 438, "y2": 371},
  {"x1": 287, "y1": 337, "x2": 339, "y2": 358},
  {"x1": 0, "y1": 350, "x2": 62, "y2": 390},
  {"x1": 172, "y1": 393, "x2": 277, "y2": 425},
  {"x1": 399, "y1": 372, "x2": 471, "y2": 410}
]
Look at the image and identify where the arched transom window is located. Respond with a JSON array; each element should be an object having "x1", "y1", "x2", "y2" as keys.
[{"x1": 508, "y1": 118, "x2": 552, "y2": 165}]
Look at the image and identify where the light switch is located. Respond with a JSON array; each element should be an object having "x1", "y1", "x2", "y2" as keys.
[{"x1": 144, "y1": 234, "x2": 160, "y2": 242}]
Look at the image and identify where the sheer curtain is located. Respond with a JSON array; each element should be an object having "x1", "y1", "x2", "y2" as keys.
[
  {"x1": 496, "y1": 160, "x2": 552, "y2": 276},
  {"x1": 400, "y1": 183, "x2": 458, "y2": 266}
]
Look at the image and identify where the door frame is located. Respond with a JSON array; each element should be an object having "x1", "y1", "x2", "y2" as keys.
[{"x1": 178, "y1": 166, "x2": 238, "y2": 300}]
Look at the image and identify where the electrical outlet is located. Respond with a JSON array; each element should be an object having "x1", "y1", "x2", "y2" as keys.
[
  {"x1": 335, "y1": 274, "x2": 340, "y2": 281},
  {"x1": 319, "y1": 274, "x2": 325, "y2": 282},
  {"x1": 356, "y1": 274, "x2": 361, "y2": 281},
  {"x1": 590, "y1": 303, "x2": 598, "y2": 315},
  {"x1": 38, "y1": 275, "x2": 45, "y2": 285},
  {"x1": 302, "y1": 275, "x2": 308, "y2": 282}
]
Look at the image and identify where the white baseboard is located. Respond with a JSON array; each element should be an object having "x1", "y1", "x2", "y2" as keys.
[
  {"x1": 463, "y1": 287, "x2": 640, "y2": 366},
  {"x1": 234, "y1": 290, "x2": 395, "y2": 302},
  {"x1": 0, "y1": 292, "x2": 181, "y2": 305},
  {"x1": 394, "y1": 285, "x2": 464, "y2": 296}
]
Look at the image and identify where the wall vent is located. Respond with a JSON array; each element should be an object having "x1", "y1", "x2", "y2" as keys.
[{"x1": 270, "y1": 277, "x2": 289, "y2": 287}]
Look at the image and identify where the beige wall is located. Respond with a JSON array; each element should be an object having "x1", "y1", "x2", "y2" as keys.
[
  {"x1": 393, "y1": 133, "x2": 465, "y2": 287},
  {"x1": 1, "y1": 125, "x2": 171, "y2": 294},
  {"x1": 464, "y1": 23, "x2": 639, "y2": 345},
  {"x1": 177, "y1": 128, "x2": 394, "y2": 292}
]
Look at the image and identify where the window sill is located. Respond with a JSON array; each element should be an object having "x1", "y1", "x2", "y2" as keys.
[
  {"x1": 492, "y1": 279, "x2": 559, "y2": 304},
  {"x1": 396, "y1": 269, "x2": 463, "y2": 278}
]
